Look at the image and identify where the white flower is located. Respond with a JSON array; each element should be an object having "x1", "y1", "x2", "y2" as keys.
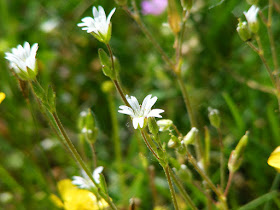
[
  {"x1": 243, "y1": 5, "x2": 259, "y2": 33},
  {"x1": 5, "y1": 42, "x2": 38, "y2": 80},
  {"x1": 78, "y1": 6, "x2": 116, "y2": 44},
  {"x1": 118, "y1": 94, "x2": 164, "y2": 129},
  {"x1": 243, "y1": 5, "x2": 259, "y2": 24},
  {"x1": 72, "y1": 166, "x2": 104, "y2": 190}
]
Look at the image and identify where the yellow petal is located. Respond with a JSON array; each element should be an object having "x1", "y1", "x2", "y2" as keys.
[
  {"x1": 0, "y1": 92, "x2": 5, "y2": 104},
  {"x1": 268, "y1": 146, "x2": 280, "y2": 171},
  {"x1": 50, "y1": 194, "x2": 64, "y2": 208}
]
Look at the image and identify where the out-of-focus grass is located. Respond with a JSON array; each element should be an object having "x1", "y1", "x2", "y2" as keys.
[{"x1": 0, "y1": 0, "x2": 280, "y2": 209}]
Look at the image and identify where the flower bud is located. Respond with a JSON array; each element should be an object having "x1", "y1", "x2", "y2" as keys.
[
  {"x1": 181, "y1": 127, "x2": 198, "y2": 146},
  {"x1": 177, "y1": 145, "x2": 187, "y2": 155},
  {"x1": 228, "y1": 132, "x2": 249, "y2": 172},
  {"x1": 98, "y1": 48, "x2": 116, "y2": 79},
  {"x1": 168, "y1": 135, "x2": 180, "y2": 148},
  {"x1": 180, "y1": 0, "x2": 192, "y2": 10},
  {"x1": 168, "y1": 0, "x2": 181, "y2": 34},
  {"x1": 78, "y1": 109, "x2": 98, "y2": 143},
  {"x1": 237, "y1": 19, "x2": 251, "y2": 42},
  {"x1": 208, "y1": 107, "x2": 221, "y2": 129},
  {"x1": 148, "y1": 117, "x2": 159, "y2": 136},
  {"x1": 244, "y1": 5, "x2": 259, "y2": 34},
  {"x1": 157, "y1": 119, "x2": 173, "y2": 132}
]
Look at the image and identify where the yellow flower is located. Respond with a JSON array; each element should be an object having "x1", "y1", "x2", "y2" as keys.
[
  {"x1": 267, "y1": 146, "x2": 280, "y2": 172},
  {"x1": 51, "y1": 179, "x2": 109, "y2": 210},
  {"x1": 0, "y1": 92, "x2": 5, "y2": 104}
]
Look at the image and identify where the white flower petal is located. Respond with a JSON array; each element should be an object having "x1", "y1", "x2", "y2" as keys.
[
  {"x1": 133, "y1": 117, "x2": 140, "y2": 129},
  {"x1": 118, "y1": 105, "x2": 135, "y2": 116},
  {"x1": 138, "y1": 117, "x2": 145, "y2": 128},
  {"x1": 106, "y1": 8, "x2": 116, "y2": 25},
  {"x1": 147, "y1": 109, "x2": 164, "y2": 118},
  {"x1": 93, "y1": 166, "x2": 104, "y2": 184}
]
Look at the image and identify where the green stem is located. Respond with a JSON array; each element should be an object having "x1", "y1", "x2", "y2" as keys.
[
  {"x1": 264, "y1": 173, "x2": 280, "y2": 210},
  {"x1": 218, "y1": 128, "x2": 225, "y2": 190},
  {"x1": 169, "y1": 168, "x2": 198, "y2": 210},
  {"x1": 52, "y1": 113, "x2": 117, "y2": 209},
  {"x1": 163, "y1": 166, "x2": 179, "y2": 210},
  {"x1": 186, "y1": 151, "x2": 222, "y2": 199},
  {"x1": 224, "y1": 171, "x2": 233, "y2": 197},
  {"x1": 107, "y1": 91, "x2": 126, "y2": 198}
]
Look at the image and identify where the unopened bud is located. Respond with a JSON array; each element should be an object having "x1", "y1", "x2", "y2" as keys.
[
  {"x1": 228, "y1": 132, "x2": 249, "y2": 172},
  {"x1": 208, "y1": 107, "x2": 221, "y2": 129},
  {"x1": 157, "y1": 119, "x2": 173, "y2": 132},
  {"x1": 168, "y1": 0, "x2": 181, "y2": 34},
  {"x1": 180, "y1": 0, "x2": 192, "y2": 10},
  {"x1": 237, "y1": 19, "x2": 251, "y2": 42},
  {"x1": 177, "y1": 145, "x2": 187, "y2": 155},
  {"x1": 78, "y1": 109, "x2": 98, "y2": 143},
  {"x1": 181, "y1": 127, "x2": 198, "y2": 146},
  {"x1": 244, "y1": 5, "x2": 259, "y2": 34},
  {"x1": 168, "y1": 135, "x2": 180, "y2": 148},
  {"x1": 148, "y1": 117, "x2": 159, "y2": 136},
  {"x1": 98, "y1": 48, "x2": 116, "y2": 79}
]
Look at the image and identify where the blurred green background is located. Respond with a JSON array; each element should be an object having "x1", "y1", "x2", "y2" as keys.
[{"x1": 0, "y1": 0, "x2": 280, "y2": 209}]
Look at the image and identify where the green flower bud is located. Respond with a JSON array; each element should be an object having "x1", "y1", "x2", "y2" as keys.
[
  {"x1": 228, "y1": 132, "x2": 249, "y2": 172},
  {"x1": 177, "y1": 145, "x2": 187, "y2": 155},
  {"x1": 237, "y1": 19, "x2": 251, "y2": 42},
  {"x1": 168, "y1": 0, "x2": 181, "y2": 34},
  {"x1": 168, "y1": 135, "x2": 180, "y2": 148},
  {"x1": 244, "y1": 5, "x2": 259, "y2": 34},
  {"x1": 78, "y1": 109, "x2": 98, "y2": 143},
  {"x1": 98, "y1": 48, "x2": 116, "y2": 79},
  {"x1": 181, "y1": 127, "x2": 198, "y2": 146},
  {"x1": 148, "y1": 117, "x2": 159, "y2": 136},
  {"x1": 208, "y1": 107, "x2": 221, "y2": 129},
  {"x1": 180, "y1": 0, "x2": 193, "y2": 10},
  {"x1": 157, "y1": 119, "x2": 173, "y2": 132}
]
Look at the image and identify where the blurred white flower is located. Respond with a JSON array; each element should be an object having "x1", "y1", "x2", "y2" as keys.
[
  {"x1": 78, "y1": 6, "x2": 116, "y2": 44},
  {"x1": 243, "y1": 5, "x2": 259, "y2": 23},
  {"x1": 118, "y1": 94, "x2": 164, "y2": 129},
  {"x1": 243, "y1": 5, "x2": 259, "y2": 33},
  {"x1": 5, "y1": 42, "x2": 38, "y2": 80},
  {"x1": 72, "y1": 166, "x2": 104, "y2": 189},
  {"x1": 40, "y1": 19, "x2": 59, "y2": 33}
]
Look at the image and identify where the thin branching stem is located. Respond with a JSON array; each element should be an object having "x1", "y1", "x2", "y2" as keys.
[{"x1": 224, "y1": 171, "x2": 233, "y2": 197}]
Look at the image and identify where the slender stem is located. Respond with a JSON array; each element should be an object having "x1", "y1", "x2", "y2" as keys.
[
  {"x1": 52, "y1": 113, "x2": 117, "y2": 209},
  {"x1": 122, "y1": 5, "x2": 174, "y2": 70},
  {"x1": 169, "y1": 168, "x2": 198, "y2": 210},
  {"x1": 148, "y1": 165, "x2": 158, "y2": 206},
  {"x1": 224, "y1": 171, "x2": 233, "y2": 197},
  {"x1": 177, "y1": 10, "x2": 189, "y2": 62},
  {"x1": 163, "y1": 166, "x2": 179, "y2": 210},
  {"x1": 247, "y1": 40, "x2": 276, "y2": 88},
  {"x1": 218, "y1": 128, "x2": 225, "y2": 190},
  {"x1": 89, "y1": 142, "x2": 97, "y2": 169},
  {"x1": 107, "y1": 91, "x2": 126, "y2": 197},
  {"x1": 112, "y1": 79, "x2": 130, "y2": 107},
  {"x1": 186, "y1": 151, "x2": 222, "y2": 198},
  {"x1": 177, "y1": 75, "x2": 202, "y2": 161},
  {"x1": 106, "y1": 44, "x2": 115, "y2": 71},
  {"x1": 140, "y1": 130, "x2": 160, "y2": 160},
  {"x1": 172, "y1": 124, "x2": 182, "y2": 137}
]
